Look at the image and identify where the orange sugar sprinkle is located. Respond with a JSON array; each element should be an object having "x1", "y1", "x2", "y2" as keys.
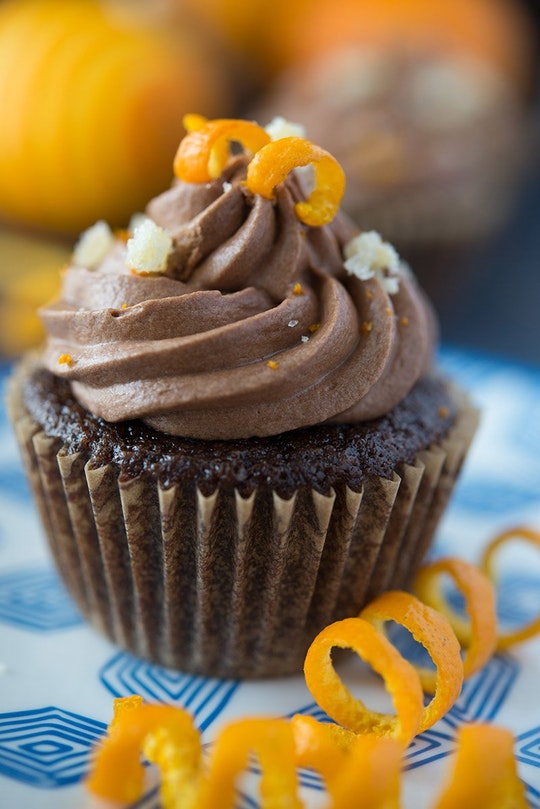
[
  {"x1": 267, "y1": 360, "x2": 279, "y2": 370},
  {"x1": 385, "y1": 307, "x2": 393, "y2": 316},
  {"x1": 401, "y1": 316, "x2": 409, "y2": 327},
  {"x1": 438, "y1": 406, "x2": 450, "y2": 419},
  {"x1": 293, "y1": 283, "x2": 304, "y2": 296},
  {"x1": 365, "y1": 289, "x2": 374, "y2": 300},
  {"x1": 360, "y1": 321, "x2": 373, "y2": 336},
  {"x1": 57, "y1": 353, "x2": 73, "y2": 366},
  {"x1": 130, "y1": 268, "x2": 152, "y2": 277},
  {"x1": 121, "y1": 303, "x2": 128, "y2": 309},
  {"x1": 308, "y1": 323, "x2": 321, "y2": 333}
]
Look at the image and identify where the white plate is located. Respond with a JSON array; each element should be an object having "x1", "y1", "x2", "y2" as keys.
[{"x1": 1, "y1": 347, "x2": 539, "y2": 807}]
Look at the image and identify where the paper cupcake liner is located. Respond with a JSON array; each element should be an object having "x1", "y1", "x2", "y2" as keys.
[{"x1": 7, "y1": 373, "x2": 478, "y2": 679}]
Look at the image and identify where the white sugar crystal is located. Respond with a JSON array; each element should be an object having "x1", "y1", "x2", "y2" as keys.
[
  {"x1": 265, "y1": 116, "x2": 306, "y2": 141},
  {"x1": 126, "y1": 219, "x2": 173, "y2": 275},
  {"x1": 344, "y1": 231, "x2": 401, "y2": 294},
  {"x1": 301, "y1": 335, "x2": 310, "y2": 343},
  {"x1": 381, "y1": 275, "x2": 400, "y2": 295},
  {"x1": 128, "y1": 212, "x2": 150, "y2": 233},
  {"x1": 287, "y1": 319, "x2": 299, "y2": 328},
  {"x1": 73, "y1": 221, "x2": 115, "y2": 269}
]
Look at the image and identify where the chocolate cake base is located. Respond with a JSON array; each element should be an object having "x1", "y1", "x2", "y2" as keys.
[{"x1": 8, "y1": 362, "x2": 478, "y2": 678}]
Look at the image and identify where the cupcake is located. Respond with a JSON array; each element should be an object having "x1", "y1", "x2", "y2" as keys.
[
  {"x1": 253, "y1": 44, "x2": 531, "y2": 310},
  {"x1": 7, "y1": 117, "x2": 478, "y2": 678}
]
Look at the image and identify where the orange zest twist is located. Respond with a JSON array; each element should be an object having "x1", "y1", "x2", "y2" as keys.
[
  {"x1": 330, "y1": 734, "x2": 403, "y2": 809},
  {"x1": 414, "y1": 558, "x2": 498, "y2": 680},
  {"x1": 360, "y1": 591, "x2": 464, "y2": 733},
  {"x1": 433, "y1": 724, "x2": 528, "y2": 809},
  {"x1": 245, "y1": 136, "x2": 345, "y2": 227},
  {"x1": 303, "y1": 617, "x2": 424, "y2": 746},
  {"x1": 86, "y1": 696, "x2": 203, "y2": 808},
  {"x1": 291, "y1": 713, "x2": 355, "y2": 778},
  {"x1": 291, "y1": 714, "x2": 402, "y2": 807},
  {"x1": 199, "y1": 717, "x2": 302, "y2": 809},
  {"x1": 481, "y1": 526, "x2": 540, "y2": 649},
  {"x1": 174, "y1": 117, "x2": 270, "y2": 183}
]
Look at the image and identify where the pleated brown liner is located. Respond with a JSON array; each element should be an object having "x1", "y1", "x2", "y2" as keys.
[{"x1": 7, "y1": 374, "x2": 478, "y2": 679}]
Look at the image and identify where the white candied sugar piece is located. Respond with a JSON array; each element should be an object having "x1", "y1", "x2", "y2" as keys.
[
  {"x1": 265, "y1": 116, "x2": 306, "y2": 141},
  {"x1": 344, "y1": 231, "x2": 401, "y2": 292},
  {"x1": 126, "y1": 219, "x2": 173, "y2": 275},
  {"x1": 73, "y1": 220, "x2": 115, "y2": 269},
  {"x1": 128, "y1": 212, "x2": 150, "y2": 233}
]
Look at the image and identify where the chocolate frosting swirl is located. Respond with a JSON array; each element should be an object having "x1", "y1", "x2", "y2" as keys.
[{"x1": 40, "y1": 157, "x2": 436, "y2": 439}]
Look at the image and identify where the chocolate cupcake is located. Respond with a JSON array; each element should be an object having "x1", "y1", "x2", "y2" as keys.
[
  {"x1": 254, "y1": 46, "x2": 530, "y2": 309},
  {"x1": 7, "y1": 118, "x2": 478, "y2": 678}
]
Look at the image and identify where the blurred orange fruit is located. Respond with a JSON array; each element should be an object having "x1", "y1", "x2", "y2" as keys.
[
  {"x1": 0, "y1": 0, "x2": 231, "y2": 234},
  {"x1": 0, "y1": 228, "x2": 69, "y2": 355},
  {"x1": 211, "y1": 0, "x2": 533, "y2": 89}
]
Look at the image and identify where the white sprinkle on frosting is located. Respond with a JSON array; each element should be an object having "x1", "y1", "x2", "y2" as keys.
[
  {"x1": 343, "y1": 231, "x2": 401, "y2": 294},
  {"x1": 73, "y1": 221, "x2": 115, "y2": 269},
  {"x1": 265, "y1": 116, "x2": 306, "y2": 141},
  {"x1": 287, "y1": 319, "x2": 299, "y2": 328},
  {"x1": 222, "y1": 181, "x2": 233, "y2": 193},
  {"x1": 301, "y1": 335, "x2": 310, "y2": 343},
  {"x1": 128, "y1": 212, "x2": 150, "y2": 233},
  {"x1": 126, "y1": 219, "x2": 173, "y2": 275}
]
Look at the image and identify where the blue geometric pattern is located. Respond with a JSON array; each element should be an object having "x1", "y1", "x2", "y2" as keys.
[
  {"x1": 404, "y1": 728, "x2": 456, "y2": 771},
  {"x1": 441, "y1": 655, "x2": 519, "y2": 729},
  {"x1": 451, "y1": 479, "x2": 540, "y2": 515},
  {"x1": 99, "y1": 652, "x2": 239, "y2": 732},
  {"x1": 497, "y1": 573, "x2": 540, "y2": 628},
  {"x1": 0, "y1": 567, "x2": 83, "y2": 631},
  {"x1": 0, "y1": 707, "x2": 106, "y2": 788},
  {"x1": 514, "y1": 726, "x2": 540, "y2": 808},
  {"x1": 0, "y1": 367, "x2": 30, "y2": 503}
]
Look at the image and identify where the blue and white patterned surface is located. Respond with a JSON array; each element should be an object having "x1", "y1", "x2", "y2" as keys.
[{"x1": 1, "y1": 346, "x2": 539, "y2": 808}]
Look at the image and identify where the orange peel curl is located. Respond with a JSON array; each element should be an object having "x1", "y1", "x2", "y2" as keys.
[
  {"x1": 245, "y1": 136, "x2": 345, "y2": 226},
  {"x1": 303, "y1": 617, "x2": 424, "y2": 745},
  {"x1": 433, "y1": 723, "x2": 528, "y2": 809},
  {"x1": 199, "y1": 717, "x2": 302, "y2": 809},
  {"x1": 481, "y1": 526, "x2": 540, "y2": 649},
  {"x1": 360, "y1": 590, "x2": 464, "y2": 732},
  {"x1": 414, "y1": 558, "x2": 498, "y2": 680},
  {"x1": 291, "y1": 714, "x2": 402, "y2": 807},
  {"x1": 86, "y1": 696, "x2": 203, "y2": 808},
  {"x1": 174, "y1": 116, "x2": 270, "y2": 183},
  {"x1": 330, "y1": 734, "x2": 403, "y2": 809}
]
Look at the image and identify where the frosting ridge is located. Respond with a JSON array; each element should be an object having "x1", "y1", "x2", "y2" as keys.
[{"x1": 40, "y1": 154, "x2": 436, "y2": 438}]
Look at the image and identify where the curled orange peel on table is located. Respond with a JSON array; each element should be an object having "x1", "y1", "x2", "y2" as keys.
[
  {"x1": 86, "y1": 696, "x2": 203, "y2": 807},
  {"x1": 481, "y1": 526, "x2": 540, "y2": 650},
  {"x1": 303, "y1": 616, "x2": 424, "y2": 745},
  {"x1": 245, "y1": 136, "x2": 345, "y2": 226},
  {"x1": 199, "y1": 717, "x2": 302, "y2": 809},
  {"x1": 85, "y1": 526, "x2": 540, "y2": 807},
  {"x1": 329, "y1": 734, "x2": 403, "y2": 809},
  {"x1": 433, "y1": 723, "x2": 528, "y2": 809},
  {"x1": 413, "y1": 557, "x2": 498, "y2": 680},
  {"x1": 173, "y1": 116, "x2": 270, "y2": 183},
  {"x1": 291, "y1": 714, "x2": 354, "y2": 783},
  {"x1": 291, "y1": 714, "x2": 402, "y2": 808},
  {"x1": 360, "y1": 590, "x2": 464, "y2": 732}
]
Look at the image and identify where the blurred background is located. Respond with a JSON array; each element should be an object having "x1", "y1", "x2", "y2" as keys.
[{"x1": 0, "y1": 0, "x2": 538, "y2": 364}]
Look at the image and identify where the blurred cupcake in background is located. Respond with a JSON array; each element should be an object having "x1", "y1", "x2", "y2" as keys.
[{"x1": 253, "y1": 0, "x2": 536, "y2": 309}]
